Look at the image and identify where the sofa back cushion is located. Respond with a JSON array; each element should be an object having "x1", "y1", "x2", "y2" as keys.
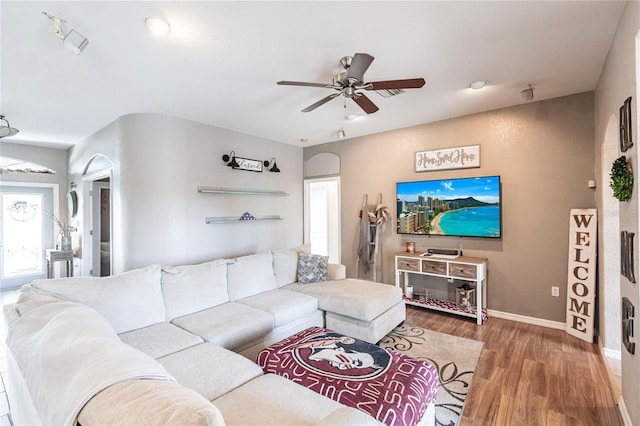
[
  {"x1": 226, "y1": 251, "x2": 277, "y2": 301},
  {"x1": 271, "y1": 244, "x2": 311, "y2": 287},
  {"x1": 32, "y1": 265, "x2": 165, "y2": 334},
  {"x1": 161, "y1": 259, "x2": 228, "y2": 320}
]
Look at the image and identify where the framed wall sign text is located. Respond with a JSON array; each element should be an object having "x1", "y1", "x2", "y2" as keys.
[
  {"x1": 233, "y1": 157, "x2": 263, "y2": 172},
  {"x1": 415, "y1": 145, "x2": 480, "y2": 172}
]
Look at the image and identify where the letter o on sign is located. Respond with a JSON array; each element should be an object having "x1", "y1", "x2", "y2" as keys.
[{"x1": 572, "y1": 282, "x2": 589, "y2": 297}]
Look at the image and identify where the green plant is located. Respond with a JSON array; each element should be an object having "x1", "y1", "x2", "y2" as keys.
[{"x1": 610, "y1": 155, "x2": 633, "y2": 202}]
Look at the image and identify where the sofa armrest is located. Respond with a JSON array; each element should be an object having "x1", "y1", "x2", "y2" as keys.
[
  {"x1": 78, "y1": 379, "x2": 225, "y2": 426},
  {"x1": 327, "y1": 263, "x2": 346, "y2": 280}
]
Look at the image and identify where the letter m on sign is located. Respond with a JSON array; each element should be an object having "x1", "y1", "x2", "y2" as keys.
[{"x1": 565, "y1": 209, "x2": 597, "y2": 342}]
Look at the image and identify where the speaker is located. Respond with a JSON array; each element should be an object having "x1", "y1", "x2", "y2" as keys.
[
  {"x1": 521, "y1": 87, "x2": 534, "y2": 102},
  {"x1": 426, "y1": 248, "x2": 460, "y2": 256}
]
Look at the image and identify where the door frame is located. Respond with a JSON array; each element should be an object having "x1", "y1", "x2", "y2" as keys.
[
  {"x1": 303, "y1": 176, "x2": 341, "y2": 263},
  {"x1": 82, "y1": 169, "x2": 112, "y2": 277},
  {"x1": 0, "y1": 181, "x2": 59, "y2": 288}
]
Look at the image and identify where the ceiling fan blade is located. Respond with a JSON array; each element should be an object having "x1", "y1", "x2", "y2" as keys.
[
  {"x1": 366, "y1": 78, "x2": 426, "y2": 90},
  {"x1": 277, "y1": 81, "x2": 333, "y2": 88},
  {"x1": 352, "y1": 93, "x2": 379, "y2": 114},
  {"x1": 346, "y1": 53, "x2": 375, "y2": 82},
  {"x1": 301, "y1": 93, "x2": 341, "y2": 112}
]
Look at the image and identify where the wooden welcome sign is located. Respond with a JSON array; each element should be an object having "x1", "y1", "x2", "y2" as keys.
[{"x1": 565, "y1": 209, "x2": 597, "y2": 342}]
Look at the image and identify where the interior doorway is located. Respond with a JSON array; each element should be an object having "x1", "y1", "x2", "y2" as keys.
[
  {"x1": 304, "y1": 177, "x2": 341, "y2": 263},
  {"x1": 92, "y1": 179, "x2": 111, "y2": 277},
  {"x1": 0, "y1": 183, "x2": 56, "y2": 289}
]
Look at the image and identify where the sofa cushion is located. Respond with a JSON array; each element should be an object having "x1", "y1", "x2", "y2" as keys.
[
  {"x1": 284, "y1": 278, "x2": 403, "y2": 322},
  {"x1": 161, "y1": 259, "x2": 228, "y2": 321},
  {"x1": 31, "y1": 265, "x2": 165, "y2": 334},
  {"x1": 171, "y1": 302, "x2": 273, "y2": 351},
  {"x1": 297, "y1": 252, "x2": 329, "y2": 284},
  {"x1": 226, "y1": 251, "x2": 277, "y2": 301},
  {"x1": 118, "y1": 322, "x2": 204, "y2": 359},
  {"x1": 77, "y1": 379, "x2": 225, "y2": 426},
  {"x1": 237, "y1": 289, "x2": 319, "y2": 328},
  {"x1": 158, "y1": 343, "x2": 263, "y2": 401},
  {"x1": 212, "y1": 374, "x2": 346, "y2": 425},
  {"x1": 271, "y1": 244, "x2": 311, "y2": 287}
]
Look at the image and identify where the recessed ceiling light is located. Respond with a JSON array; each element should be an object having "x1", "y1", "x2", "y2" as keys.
[
  {"x1": 469, "y1": 80, "x2": 488, "y2": 90},
  {"x1": 299, "y1": 138, "x2": 309, "y2": 143},
  {"x1": 145, "y1": 17, "x2": 170, "y2": 35},
  {"x1": 345, "y1": 114, "x2": 358, "y2": 121}
]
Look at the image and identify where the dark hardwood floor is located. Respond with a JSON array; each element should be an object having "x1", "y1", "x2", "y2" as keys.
[{"x1": 405, "y1": 306, "x2": 623, "y2": 426}]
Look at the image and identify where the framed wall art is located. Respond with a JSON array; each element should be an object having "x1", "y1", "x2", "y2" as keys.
[{"x1": 415, "y1": 144, "x2": 480, "y2": 172}]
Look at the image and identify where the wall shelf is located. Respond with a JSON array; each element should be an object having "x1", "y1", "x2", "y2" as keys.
[
  {"x1": 198, "y1": 186, "x2": 289, "y2": 196},
  {"x1": 205, "y1": 215, "x2": 283, "y2": 224}
]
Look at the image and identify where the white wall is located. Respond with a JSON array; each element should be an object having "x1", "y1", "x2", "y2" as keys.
[
  {"x1": 594, "y1": 1, "x2": 639, "y2": 424},
  {"x1": 68, "y1": 113, "x2": 303, "y2": 273}
]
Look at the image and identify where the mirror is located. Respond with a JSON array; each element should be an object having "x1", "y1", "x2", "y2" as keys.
[{"x1": 67, "y1": 190, "x2": 78, "y2": 219}]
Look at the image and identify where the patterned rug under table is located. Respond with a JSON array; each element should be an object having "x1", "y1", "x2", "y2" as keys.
[{"x1": 257, "y1": 326, "x2": 439, "y2": 426}]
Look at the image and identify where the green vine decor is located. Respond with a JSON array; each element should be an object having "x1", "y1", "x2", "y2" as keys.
[{"x1": 610, "y1": 155, "x2": 633, "y2": 202}]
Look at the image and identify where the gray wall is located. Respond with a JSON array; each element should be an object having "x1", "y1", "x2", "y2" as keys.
[
  {"x1": 594, "y1": 1, "x2": 639, "y2": 423},
  {"x1": 68, "y1": 113, "x2": 303, "y2": 274},
  {"x1": 304, "y1": 92, "x2": 595, "y2": 324},
  {"x1": 0, "y1": 141, "x2": 68, "y2": 214}
]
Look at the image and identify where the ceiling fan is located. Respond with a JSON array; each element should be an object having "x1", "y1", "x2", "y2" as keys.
[{"x1": 277, "y1": 53, "x2": 425, "y2": 114}]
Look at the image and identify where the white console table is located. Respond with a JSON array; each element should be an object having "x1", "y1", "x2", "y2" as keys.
[
  {"x1": 395, "y1": 252, "x2": 488, "y2": 324},
  {"x1": 45, "y1": 249, "x2": 73, "y2": 278}
]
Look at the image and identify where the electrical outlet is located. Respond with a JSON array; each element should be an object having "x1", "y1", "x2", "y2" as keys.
[
  {"x1": 552, "y1": 286, "x2": 560, "y2": 297},
  {"x1": 447, "y1": 278, "x2": 454, "y2": 283}
]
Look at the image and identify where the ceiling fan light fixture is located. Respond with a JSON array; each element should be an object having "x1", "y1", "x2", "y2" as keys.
[
  {"x1": 145, "y1": 17, "x2": 171, "y2": 35},
  {"x1": 469, "y1": 80, "x2": 488, "y2": 90},
  {"x1": 0, "y1": 115, "x2": 19, "y2": 139}
]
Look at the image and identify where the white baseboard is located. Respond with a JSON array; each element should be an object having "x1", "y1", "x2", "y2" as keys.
[
  {"x1": 602, "y1": 347, "x2": 622, "y2": 376},
  {"x1": 487, "y1": 309, "x2": 565, "y2": 330},
  {"x1": 619, "y1": 396, "x2": 632, "y2": 426}
]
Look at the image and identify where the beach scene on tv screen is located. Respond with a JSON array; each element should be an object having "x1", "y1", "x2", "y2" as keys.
[{"x1": 397, "y1": 176, "x2": 501, "y2": 238}]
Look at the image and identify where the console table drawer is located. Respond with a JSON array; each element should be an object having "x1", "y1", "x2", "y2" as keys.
[
  {"x1": 449, "y1": 263, "x2": 477, "y2": 279},
  {"x1": 397, "y1": 258, "x2": 420, "y2": 272},
  {"x1": 422, "y1": 260, "x2": 447, "y2": 274}
]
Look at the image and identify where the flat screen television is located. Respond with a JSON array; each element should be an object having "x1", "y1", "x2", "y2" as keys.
[{"x1": 396, "y1": 175, "x2": 501, "y2": 238}]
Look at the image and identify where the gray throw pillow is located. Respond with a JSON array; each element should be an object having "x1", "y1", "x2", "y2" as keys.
[{"x1": 297, "y1": 252, "x2": 329, "y2": 284}]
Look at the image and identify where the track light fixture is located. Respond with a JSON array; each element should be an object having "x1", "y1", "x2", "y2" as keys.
[
  {"x1": 43, "y1": 12, "x2": 89, "y2": 54},
  {"x1": 222, "y1": 151, "x2": 240, "y2": 168},
  {"x1": 337, "y1": 128, "x2": 346, "y2": 140},
  {"x1": 0, "y1": 115, "x2": 19, "y2": 139},
  {"x1": 263, "y1": 158, "x2": 281, "y2": 173}
]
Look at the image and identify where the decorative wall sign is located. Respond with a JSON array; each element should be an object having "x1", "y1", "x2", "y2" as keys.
[
  {"x1": 621, "y1": 231, "x2": 636, "y2": 283},
  {"x1": 415, "y1": 145, "x2": 480, "y2": 172},
  {"x1": 622, "y1": 297, "x2": 635, "y2": 355},
  {"x1": 565, "y1": 209, "x2": 597, "y2": 343},
  {"x1": 620, "y1": 97, "x2": 633, "y2": 152},
  {"x1": 233, "y1": 157, "x2": 263, "y2": 172}
]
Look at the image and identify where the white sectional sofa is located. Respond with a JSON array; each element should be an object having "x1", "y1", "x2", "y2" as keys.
[{"x1": 4, "y1": 245, "x2": 410, "y2": 426}]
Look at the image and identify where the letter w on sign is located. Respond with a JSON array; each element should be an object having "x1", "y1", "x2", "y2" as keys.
[{"x1": 565, "y1": 209, "x2": 597, "y2": 342}]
